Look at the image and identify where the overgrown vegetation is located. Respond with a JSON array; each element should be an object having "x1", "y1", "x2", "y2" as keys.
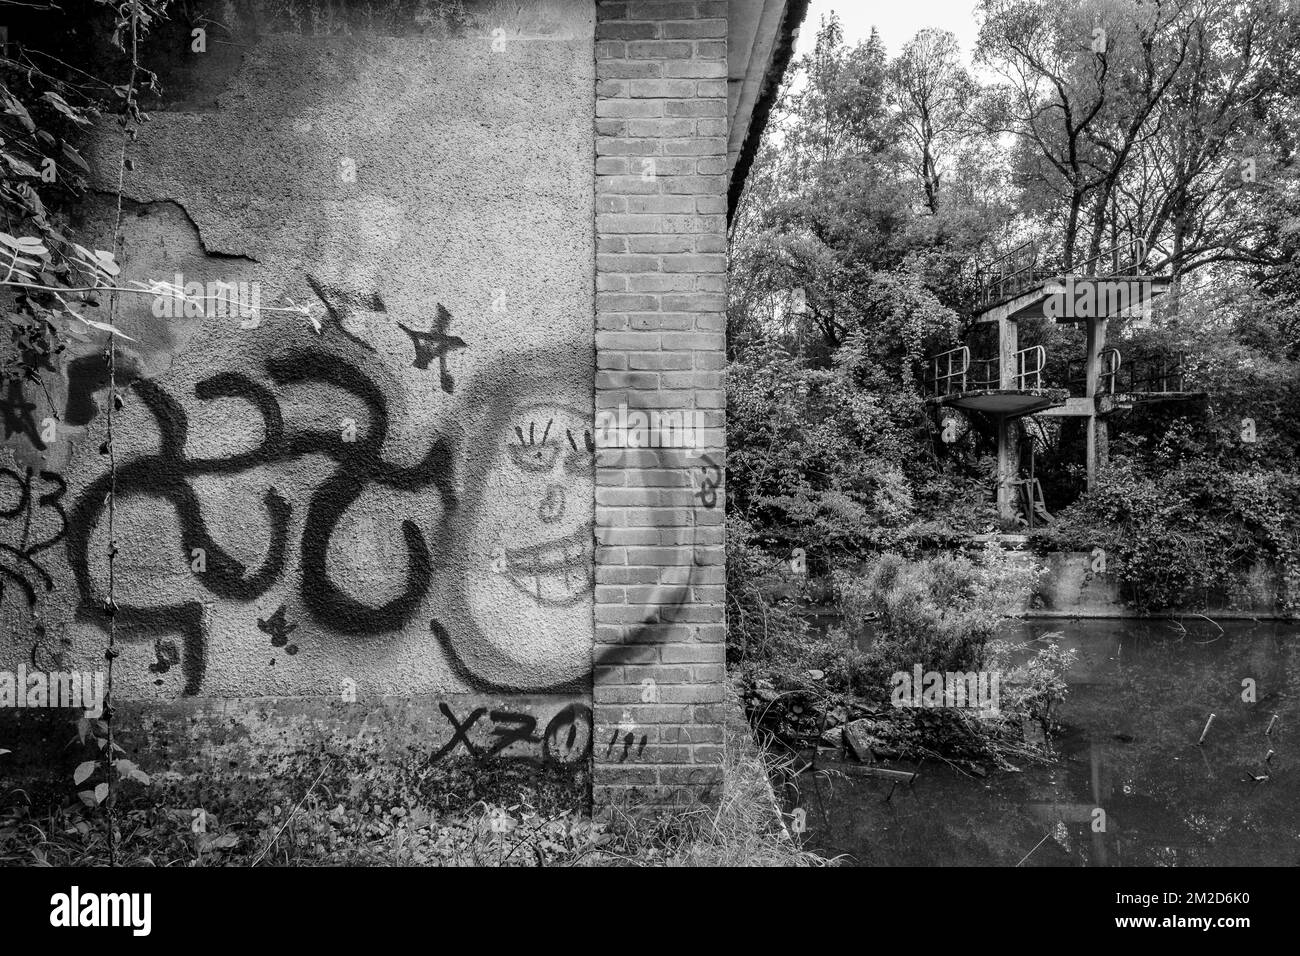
[
  {"x1": 728, "y1": 2, "x2": 1300, "y2": 598},
  {"x1": 1, "y1": 737, "x2": 826, "y2": 867},
  {"x1": 731, "y1": 525, "x2": 1076, "y2": 769},
  {"x1": 0, "y1": 0, "x2": 170, "y2": 392},
  {"x1": 1036, "y1": 456, "x2": 1300, "y2": 612},
  {"x1": 836, "y1": 546, "x2": 1039, "y2": 679},
  {"x1": 726, "y1": 0, "x2": 1300, "y2": 777}
]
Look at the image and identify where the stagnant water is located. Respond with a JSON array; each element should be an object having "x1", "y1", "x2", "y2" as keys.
[{"x1": 789, "y1": 619, "x2": 1300, "y2": 866}]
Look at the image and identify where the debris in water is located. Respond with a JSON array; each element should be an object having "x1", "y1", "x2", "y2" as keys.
[{"x1": 1197, "y1": 712, "x2": 1216, "y2": 746}]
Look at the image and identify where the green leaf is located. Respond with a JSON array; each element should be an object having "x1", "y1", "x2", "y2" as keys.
[
  {"x1": 91, "y1": 249, "x2": 120, "y2": 276},
  {"x1": 60, "y1": 142, "x2": 90, "y2": 174},
  {"x1": 78, "y1": 790, "x2": 97, "y2": 808},
  {"x1": 114, "y1": 757, "x2": 150, "y2": 786},
  {"x1": 3, "y1": 95, "x2": 35, "y2": 133},
  {"x1": 93, "y1": 783, "x2": 109, "y2": 804},
  {"x1": 70, "y1": 245, "x2": 120, "y2": 278},
  {"x1": 40, "y1": 91, "x2": 92, "y2": 126},
  {"x1": 201, "y1": 833, "x2": 239, "y2": 851},
  {"x1": 73, "y1": 760, "x2": 96, "y2": 785},
  {"x1": 2, "y1": 153, "x2": 39, "y2": 178}
]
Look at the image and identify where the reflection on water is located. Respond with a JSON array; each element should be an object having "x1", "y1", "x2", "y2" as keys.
[{"x1": 791, "y1": 619, "x2": 1300, "y2": 866}]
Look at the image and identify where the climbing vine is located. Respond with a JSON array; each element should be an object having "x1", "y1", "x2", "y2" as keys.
[
  {"x1": 1, "y1": 2, "x2": 156, "y2": 390},
  {"x1": 0, "y1": 0, "x2": 170, "y2": 864},
  {"x1": 0, "y1": 0, "x2": 324, "y2": 862}
]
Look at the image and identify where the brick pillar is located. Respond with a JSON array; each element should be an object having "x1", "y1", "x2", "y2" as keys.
[{"x1": 592, "y1": 0, "x2": 728, "y2": 807}]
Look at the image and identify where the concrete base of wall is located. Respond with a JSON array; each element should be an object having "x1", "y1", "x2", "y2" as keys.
[
  {"x1": 1020, "y1": 551, "x2": 1287, "y2": 619},
  {"x1": 723, "y1": 685, "x2": 787, "y2": 836},
  {"x1": 0, "y1": 693, "x2": 592, "y2": 817}
]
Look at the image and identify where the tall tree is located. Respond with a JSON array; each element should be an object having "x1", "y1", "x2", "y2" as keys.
[
  {"x1": 889, "y1": 29, "x2": 977, "y2": 213},
  {"x1": 976, "y1": 0, "x2": 1194, "y2": 267}
]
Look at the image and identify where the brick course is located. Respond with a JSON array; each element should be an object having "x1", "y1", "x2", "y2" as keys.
[{"x1": 592, "y1": 0, "x2": 728, "y2": 807}]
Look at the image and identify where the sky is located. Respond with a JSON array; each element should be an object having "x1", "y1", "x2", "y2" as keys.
[{"x1": 794, "y1": 0, "x2": 985, "y2": 62}]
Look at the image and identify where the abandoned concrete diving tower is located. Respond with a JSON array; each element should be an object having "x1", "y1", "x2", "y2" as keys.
[{"x1": 926, "y1": 239, "x2": 1203, "y2": 524}]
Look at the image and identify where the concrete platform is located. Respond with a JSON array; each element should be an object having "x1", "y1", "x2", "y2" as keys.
[
  {"x1": 977, "y1": 275, "x2": 1173, "y2": 323},
  {"x1": 928, "y1": 388, "x2": 1069, "y2": 417}
]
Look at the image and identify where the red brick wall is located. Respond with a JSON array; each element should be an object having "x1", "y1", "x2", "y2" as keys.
[{"x1": 592, "y1": 0, "x2": 729, "y2": 806}]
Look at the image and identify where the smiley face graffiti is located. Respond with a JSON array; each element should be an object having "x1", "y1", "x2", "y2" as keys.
[
  {"x1": 497, "y1": 403, "x2": 595, "y2": 607},
  {"x1": 437, "y1": 351, "x2": 596, "y2": 693}
]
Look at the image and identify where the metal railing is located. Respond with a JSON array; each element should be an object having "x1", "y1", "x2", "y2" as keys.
[
  {"x1": 1117, "y1": 351, "x2": 1186, "y2": 393},
  {"x1": 927, "y1": 345, "x2": 1046, "y2": 394},
  {"x1": 1075, "y1": 238, "x2": 1146, "y2": 278},
  {"x1": 969, "y1": 356, "x2": 1000, "y2": 389},
  {"x1": 1015, "y1": 345, "x2": 1046, "y2": 390},
  {"x1": 928, "y1": 341, "x2": 1188, "y2": 399},
  {"x1": 973, "y1": 236, "x2": 1152, "y2": 309},
  {"x1": 973, "y1": 241, "x2": 1041, "y2": 308},
  {"x1": 928, "y1": 346, "x2": 970, "y2": 395},
  {"x1": 1065, "y1": 346, "x2": 1121, "y2": 396},
  {"x1": 1012, "y1": 476, "x2": 1051, "y2": 531}
]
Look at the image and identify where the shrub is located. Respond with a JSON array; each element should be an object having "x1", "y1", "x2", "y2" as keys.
[
  {"x1": 725, "y1": 514, "x2": 814, "y2": 667},
  {"x1": 986, "y1": 634, "x2": 1078, "y2": 731},
  {"x1": 1035, "y1": 456, "x2": 1300, "y2": 613},
  {"x1": 834, "y1": 544, "x2": 1041, "y2": 681}
]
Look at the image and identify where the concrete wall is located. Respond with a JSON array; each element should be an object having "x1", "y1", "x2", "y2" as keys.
[
  {"x1": 1, "y1": 0, "x2": 740, "y2": 807},
  {"x1": 1023, "y1": 552, "x2": 1283, "y2": 618},
  {"x1": 1, "y1": 1, "x2": 600, "y2": 775}
]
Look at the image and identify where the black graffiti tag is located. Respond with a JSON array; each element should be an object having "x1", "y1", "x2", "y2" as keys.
[
  {"x1": 487, "y1": 710, "x2": 537, "y2": 757},
  {"x1": 0, "y1": 467, "x2": 67, "y2": 609},
  {"x1": 398, "y1": 303, "x2": 467, "y2": 394},
  {"x1": 258, "y1": 604, "x2": 299, "y2": 655},
  {"x1": 66, "y1": 347, "x2": 458, "y2": 694},
  {"x1": 1, "y1": 334, "x2": 58, "y2": 450},
  {"x1": 305, "y1": 275, "x2": 384, "y2": 355},
  {"x1": 542, "y1": 704, "x2": 593, "y2": 764},
  {"x1": 1, "y1": 381, "x2": 45, "y2": 449},
  {"x1": 271, "y1": 350, "x2": 456, "y2": 633},
  {"x1": 429, "y1": 702, "x2": 593, "y2": 765},
  {"x1": 430, "y1": 702, "x2": 486, "y2": 761},
  {"x1": 694, "y1": 454, "x2": 721, "y2": 509}
]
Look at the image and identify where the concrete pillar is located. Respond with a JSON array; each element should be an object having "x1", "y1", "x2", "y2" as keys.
[
  {"x1": 1084, "y1": 316, "x2": 1108, "y2": 490},
  {"x1": 998, "y1": 316, "x2": 1018, "y2": 389},
  {"x1": 996, "y1": 316, "x2": 1020, "y2": 521},
  {"x1": 997, "y1": 415, "x2": 1021, "y2": 523}
]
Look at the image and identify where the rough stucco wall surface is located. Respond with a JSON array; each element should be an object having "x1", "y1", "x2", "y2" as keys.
[{"x1": 0, "y1": 2, "x2": 597, "y2": 710}]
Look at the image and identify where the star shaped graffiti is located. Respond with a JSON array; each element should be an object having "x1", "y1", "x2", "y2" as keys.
[
  {"x1": 3, "y1": 343, "x2": 57, "y2": 449},
  {"x1": 398, "y1": 304, "x2": 467, "y2": 394},
  {"x1": 305, "y1": 274, "x2": 384, "y2": 354},
  {"x1": 257, "y1": 604, "x2": 299, "y2": 654},
  {"x1": 1, "y1": 382, "x2": 44, "y2": 448}
]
